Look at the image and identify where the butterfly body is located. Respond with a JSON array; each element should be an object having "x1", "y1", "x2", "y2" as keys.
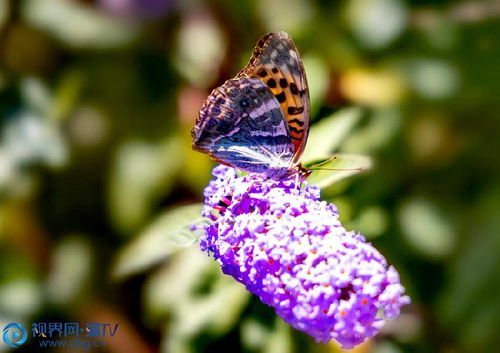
[{"x1": 192, "y1": 31, "x2": 310, "y2": 180}]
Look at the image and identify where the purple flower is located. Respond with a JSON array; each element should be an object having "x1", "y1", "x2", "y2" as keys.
[{"x1": 199, "y1": 165, "x2": 410, "y2": 349}]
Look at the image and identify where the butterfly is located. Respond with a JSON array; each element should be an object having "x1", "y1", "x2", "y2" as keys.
[{"x1": 192, "y1": 31, "x2": 328, "y2": 180}]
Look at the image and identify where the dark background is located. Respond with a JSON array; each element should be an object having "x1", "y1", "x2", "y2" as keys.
[{"x1": 0, "y1": 0, "x2": 499, "y2": 352}]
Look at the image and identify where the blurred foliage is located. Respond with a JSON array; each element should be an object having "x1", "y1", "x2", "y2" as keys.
[{"x1": 0, "y1": 0, "x2": 499, "y2": 352}]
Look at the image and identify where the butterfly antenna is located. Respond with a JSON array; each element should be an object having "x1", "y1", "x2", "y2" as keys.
[
  {"x1": 310, "y1": 167, "x2": 365, "y2": 172},
  {"x1": 308, "y1": 155, "x2": 338, "y2": 168}
]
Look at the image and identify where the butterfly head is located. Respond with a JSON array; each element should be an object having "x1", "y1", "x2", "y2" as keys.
[
  {"x1": 263, "y1": 163, "x2": 312, "y2": 182},
  {"x1": 296, "y1": 163, "x2": 313, "y2": 180}
]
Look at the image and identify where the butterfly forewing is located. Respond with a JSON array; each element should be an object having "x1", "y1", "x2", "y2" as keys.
[
  {"x1": 192, "y1": 77, "x2": 295, "y2": 179},
  {"x1": 238, "y1": 31, "x2": 310, "y2": 163}
]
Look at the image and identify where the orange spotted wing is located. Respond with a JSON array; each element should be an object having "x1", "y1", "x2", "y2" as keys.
[{"x1": 238, "y1": 31, "x2": 310, "y2": 163}]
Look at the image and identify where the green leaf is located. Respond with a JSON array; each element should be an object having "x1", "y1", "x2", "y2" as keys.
[
  {"x1": 151, "y1": 247, "x2": 249, "y2": 352},
  {"x1": 108, "y1": 138, "x2": 183, "y2": 234},
  {"x1": 398, "y1": 197, "x2": 454, "y2": 258},
  {"x1": 301, "y1": 107, "x2": 363, "y2": 164},
  {"x1": 306, "y1": 153, "x2": 372, "y2": 189},
  {"x1": 23, "y1": 0, "x2": 138, "y2": 48},
  {"x1": 51, "y1": 70, "x2": 83, "y2": 123},
  {"x1": 46, "y1": 235, "x2": 93, "y2": 306},
  {"x1": 112, "y1": 203, "x2": 204, "y2": 279},
  {"x1": 241, "y1": 319, "x2": 270, "y2": 351},
  {"x1": 263, "y1": 319, "x2": 293, "y2": 353}
]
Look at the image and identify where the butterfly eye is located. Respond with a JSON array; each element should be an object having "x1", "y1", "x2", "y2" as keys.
[{"x1": 216, "y1": 98, "x2": 226, "y2": 105}]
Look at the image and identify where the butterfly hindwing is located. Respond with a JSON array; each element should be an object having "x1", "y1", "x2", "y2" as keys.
[
  {"x1": 192, "y1": 77, "x2": 294, "y2": 178},
  {"x1": 238, "y1": 31, "x2": 310, "y2": 163}
]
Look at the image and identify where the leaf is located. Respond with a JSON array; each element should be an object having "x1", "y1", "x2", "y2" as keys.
[
  {"x1": 263, "y1": 319, "x2": 293, "y2": 353},
  {"x1": 241, "y1": 319, "x2": 269, "y2": 351},
  {"x1": 306, "y1": 153, "x2": 372, "y2": 189},
  {"x1": 151, "y1": 247, "x2": 249, "y2": 352},
  {"x1": 301, "y1": 107, "x2": 363, "y2": 164},
  {"x1": 108, "y1": 138, "x2": 183, "y2": 234},
  {"x1": 24, "y1": 0, "x2": 137, "y2": 48},
  {"x1": 46, "y1": 234, "x2": 92, "y2": 305},
  {"x1": 112, "y1": 203, "x2": 204, "y2": 279},
  {"x1": 398, "y1": 197, "x2": 454, "y2": 258},
  {"x1": 51, "y1": 70, "x2": 83, "y2": 123}
]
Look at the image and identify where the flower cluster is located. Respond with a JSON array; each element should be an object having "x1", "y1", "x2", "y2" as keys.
[{"x1": 199, "y1": 165, "x2": 410, "y2": 349}]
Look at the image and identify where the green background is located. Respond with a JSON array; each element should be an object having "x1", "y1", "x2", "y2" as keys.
[{"x1": 0, "y1": 0, "x2": 499, "y2": 352}]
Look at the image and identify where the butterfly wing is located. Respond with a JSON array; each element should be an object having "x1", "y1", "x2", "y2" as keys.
[
  {"x1": 192, "y1": 77, "x2": 294, "y2": 179},
  {"x1": 238, "y1": 31, "x2": 310, "y2": 163}
]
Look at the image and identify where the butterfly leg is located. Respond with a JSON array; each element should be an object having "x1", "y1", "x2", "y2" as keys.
[{"x1": 294, "y1": 171, "x2": 301, "y2": 190}]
